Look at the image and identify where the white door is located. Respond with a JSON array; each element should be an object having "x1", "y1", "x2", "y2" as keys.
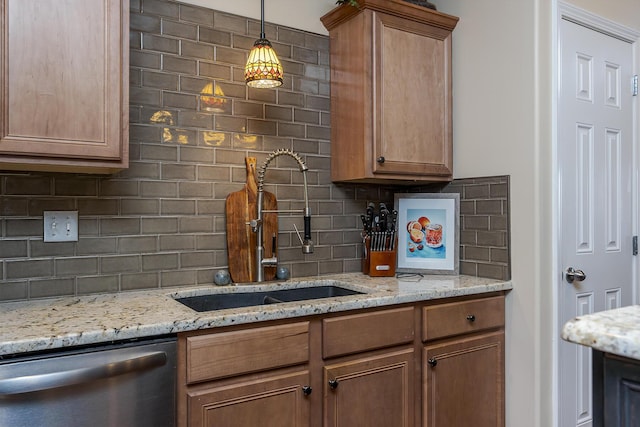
[{"x1": 558, "y1": 16, "x2": 636, "y2": 427}]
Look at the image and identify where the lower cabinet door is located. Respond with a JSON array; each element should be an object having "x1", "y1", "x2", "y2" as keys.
[
  {"x1": 424, "y1": 332, "x2": 505, "y2": 427},
  {"x1": 323, "y1": 348, "x2": 414, "y2": 427},
  {"x1": 187, "y1": 370, "x2": 311, "y2": 427},
  {"x1": 603, "y1": 354, "x2": 640, "y2": 426}
]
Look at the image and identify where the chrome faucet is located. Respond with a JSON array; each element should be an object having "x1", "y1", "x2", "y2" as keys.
[{"x1": 251, "y1": 149, "x2": 313, "y2": 282}]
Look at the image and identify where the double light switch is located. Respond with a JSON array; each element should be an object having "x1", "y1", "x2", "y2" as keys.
[{"x1": 43, "y1": 211, "x2": 79, "y2": 242}]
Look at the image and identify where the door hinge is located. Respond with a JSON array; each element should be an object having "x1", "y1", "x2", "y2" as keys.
[
  {"x1": 633, "y1": 75, "x2": 638, "y2": 96},
  {"x1": 633, "y1": 235, "x2": 638, "y2": 255}
]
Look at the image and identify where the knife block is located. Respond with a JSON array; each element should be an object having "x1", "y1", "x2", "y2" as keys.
[{"x1": 362, "y1": 236, "x2": 397, "y2": 277}]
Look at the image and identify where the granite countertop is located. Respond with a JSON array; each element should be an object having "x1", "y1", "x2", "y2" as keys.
[
  {"x1": 0, "y1": 273, "x2": 512, "y2": 357},
  {"x1": 562, "y1": 305, "x2": 640, "y2": 361}
]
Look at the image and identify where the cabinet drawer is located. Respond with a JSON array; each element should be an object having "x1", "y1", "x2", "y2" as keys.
[
  {"x1": 422, "y1": 296, "x2": 504, "y2": 342},
  {"x1": 186, "y1": 322, "x2": 309, "y2": 384},
  {"x1": 323, "y1": 307, "x2": 415, "y2": 358}
]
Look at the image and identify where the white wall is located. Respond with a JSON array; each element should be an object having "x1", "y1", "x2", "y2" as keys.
[
  {"x1": 181, "y1": 0, "x2": 335, "y2": 34},
  {"x1": 182, "y1": 0, "x2": 640, "y2": 426}
]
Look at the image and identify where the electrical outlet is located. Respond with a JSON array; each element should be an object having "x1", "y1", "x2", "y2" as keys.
[{"x1": 44, "y1": 211, "x2": 79, "y2": 242}]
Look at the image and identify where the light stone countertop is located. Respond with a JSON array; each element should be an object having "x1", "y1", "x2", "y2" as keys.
[
  {"x1": 0, "y1": 273, "x2": 512, "y2": 357},
  {"x1": 562, "y1": 305, "x2": 640, "y2": 361}
]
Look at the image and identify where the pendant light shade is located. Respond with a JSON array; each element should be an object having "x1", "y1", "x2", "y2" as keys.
[
  {"x1": 245, "y1": 0, "x2": 283, "y2": 88},
  {"x1": 245, "y1": 38, "x2": 283, "y2": 88}
]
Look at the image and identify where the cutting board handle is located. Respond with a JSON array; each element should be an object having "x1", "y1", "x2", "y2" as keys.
[{"x1": 245, "y1": 157, "x2": 258, "y2": 195}]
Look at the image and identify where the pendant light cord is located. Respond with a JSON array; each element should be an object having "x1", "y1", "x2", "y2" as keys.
[{"x1": 260, "y1": 0, "x2": 266, "y2": 38}]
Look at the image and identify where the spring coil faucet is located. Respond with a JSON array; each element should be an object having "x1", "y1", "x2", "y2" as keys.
[{"x1": 252, "y1": 149, "x2": 313, "y2": 282}]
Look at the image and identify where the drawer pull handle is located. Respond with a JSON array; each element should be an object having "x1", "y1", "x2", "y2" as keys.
[
  {"x1": 466, "y1": 314, "x2": 476, "y2": 322},
  {"x1": 329, "y1": 379, "x2": 339, "y2": 390},
  {"x1": 377, "y1": 156, "x2": 385, "y2": 164},
  {"x1": 302, "y1": 386, "x2": 312, "y2": 396},
  {"x1": 427, "y1": 358, "x2": 438, "y2": 367}
]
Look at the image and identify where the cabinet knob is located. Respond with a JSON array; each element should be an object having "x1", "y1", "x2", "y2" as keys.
[
  {"x1": 377, "y1": 156, "x2": 385, "y2": 164},
  {"x1": 427, "y1": 358, "x2": 438, "y2": 367},
  {"x1": 302, "y1": 386, "x2": 312, "y2": 396},
  {"x1": 328, "y1": 379, "x2": 339, "y2": 390},
  {"x1": 466, "y1": 314, "x2": 476, "y2": 322}
]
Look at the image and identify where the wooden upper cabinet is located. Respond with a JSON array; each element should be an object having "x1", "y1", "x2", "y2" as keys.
[
  {"x1": 0, "y1": 0, "x2": 129, "y2": 173},
  {"x1": 321, "y1": 0, "x2": 458, "y2": 184}
]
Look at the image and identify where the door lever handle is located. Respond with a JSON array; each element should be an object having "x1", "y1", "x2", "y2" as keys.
[{"x1": 565, "y1": 267, "x2": 586, "y2": 284}]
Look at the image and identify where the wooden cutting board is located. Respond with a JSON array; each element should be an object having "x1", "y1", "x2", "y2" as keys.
[{"x1": 225, "y1": 157, "x2": 278, "y2": 283}]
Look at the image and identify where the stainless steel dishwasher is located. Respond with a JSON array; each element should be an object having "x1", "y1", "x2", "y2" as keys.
[{"x1": 0, "y1": 337, "x2": 176, "y2": 427}]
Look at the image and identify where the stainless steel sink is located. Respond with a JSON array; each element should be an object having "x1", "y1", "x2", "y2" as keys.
[{"x1": 174, "y1": 285, "x2": 363, "y2": 312}]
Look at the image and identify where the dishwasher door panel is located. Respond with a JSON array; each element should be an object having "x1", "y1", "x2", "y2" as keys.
[{"x1": 0, "y1": 338, "x2": 177, "y2": 427}]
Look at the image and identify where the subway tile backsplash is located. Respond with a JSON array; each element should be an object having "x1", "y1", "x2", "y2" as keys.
[
  {"x1": 0, "y1": 0, "x2": 510, "y2": 301},
  {"x1": 443, "y1": 176, "x2": 511, "y2": 281}
]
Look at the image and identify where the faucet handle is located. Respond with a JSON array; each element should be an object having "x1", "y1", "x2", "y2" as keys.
[{"x1": 293, "y1": 223, "x2": 304, "y2": 245}]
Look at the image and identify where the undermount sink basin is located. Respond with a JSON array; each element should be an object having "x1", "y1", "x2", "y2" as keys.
[{"x1": 175, "y1": 285, "x2": 364, "y2": 312}]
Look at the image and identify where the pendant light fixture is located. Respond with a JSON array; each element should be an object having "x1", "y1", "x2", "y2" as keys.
[{"x1": 244, "y1": 0, "x2": 283, "y2": 88}]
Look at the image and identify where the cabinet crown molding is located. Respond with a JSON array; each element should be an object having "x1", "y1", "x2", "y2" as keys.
[{"x1": 321, "y1": 0, "x2": 458, "y2": 31}]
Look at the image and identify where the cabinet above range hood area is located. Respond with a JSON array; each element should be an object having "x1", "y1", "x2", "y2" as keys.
[{"x1": 321, "y1": 0, "x2": 458, "y2": 184}]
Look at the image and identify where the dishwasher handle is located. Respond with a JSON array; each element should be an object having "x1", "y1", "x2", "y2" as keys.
[{"x1": 0, "y1": 350, "x2": 167, "y2": 396}]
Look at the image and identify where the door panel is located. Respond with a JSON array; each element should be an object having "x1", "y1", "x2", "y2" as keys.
[
  {"x1": 558, "y1": 17, "x2": 635, "y2": 427},
  {"x1": 323, "y1": 349, "x2": 414, "y2": 427},
  {"x1": 423, "y1": 332, "x2": 504, "y2": 427},
  {"x1": 187, "y1": 371, "x2": 310, "y2": 427},
  {"x1": 0, "y1": 0, "x2": 127, "y2": 164},
  {"x1": 373, "y1": 12, "x2": 452, "y2": 177}
]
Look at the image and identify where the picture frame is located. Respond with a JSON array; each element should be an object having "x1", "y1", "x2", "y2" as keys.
[{"x1": 394, "y1": 193, "x2": 460, "y2": 275}]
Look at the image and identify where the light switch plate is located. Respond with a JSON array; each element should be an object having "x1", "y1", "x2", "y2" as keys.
[{"x1": 44, "y1": 211, "x2": 78, "y2": 242}]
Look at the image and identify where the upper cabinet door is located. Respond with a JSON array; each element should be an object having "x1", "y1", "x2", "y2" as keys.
[
  {"x1": 321, "y1": 0, "x2": 457, "y2": 184},
  {"x1": 373, "y1": 11, "x2": 453, "y2": 178},
  {"x1": 0, "y1": 0, "x2": 129, "y2": 173}
]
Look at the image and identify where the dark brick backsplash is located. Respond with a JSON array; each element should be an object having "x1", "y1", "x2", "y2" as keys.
[
  {"x1": 396, "y1": 176, "x2": 510, "y2": 282},
  {"x1": 442, "y1": 176, "x2": 511, "y2": 281},
  {"x1": 0, "y1": 0, "x2": 510, "y2": 301}
]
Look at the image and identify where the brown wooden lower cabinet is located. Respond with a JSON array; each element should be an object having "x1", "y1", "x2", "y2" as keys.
[
  {"x1": 594, "y1": 351, "x2": 640, "y2": 426},
  {"x1": 187, "y1": 370, "x2": 311, "y2": 427},
  {"x1": 177, "y1": 293, "x2": 506, "y2": 427},
  {"x1": 324, "y1": 349, "x2": 414, "y2": 427},
  {"x1": 423, "y1": 332, "x2": 505, "y2": 427}
]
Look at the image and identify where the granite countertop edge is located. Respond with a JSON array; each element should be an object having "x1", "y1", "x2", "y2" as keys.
[
  {"x1": 561, "y1": 304, "x2": 640, "y2": 361},
  {"x1": 0, "y1": 273, "x2": 512, "y2": 357}
]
